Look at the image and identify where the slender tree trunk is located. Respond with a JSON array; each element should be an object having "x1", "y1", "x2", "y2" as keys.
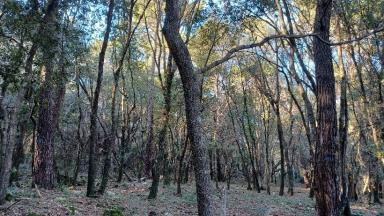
[
  {"x1": 163, "y1": 1, "x2": 213, "y2": 214},
  {"x1": 275, "y1": 105, "x2": 286, "y2": 196},
  {"x1": 286, "y1": 113, "x2": 294, "y2": 196},
  {"x1": 72, "y1": 67, "x2": 84, "y2": 186},
  {"x1": 99, "y1": 69, "x2": 119, "y2": 194},
  {"x1": 87, "y1": 0, "x2": 114, "y2": 197},
  {"x1": 11, "y1": 123, "x2": 26, "y2": 182},
  {"x1": 226, "y1": 90, "x2": 252, "y2": 190},
  {"x1": 262, "y1": 98, "x2": 271, "y2": 195},
  {"x1": 148, "y1": 54, "x2": 175, "y2": 198},
  {"x1": 177, "y1": 135, "x2": 188, "y2": 196},
  {"x1": 336, "y1": 20, "x2": 352, "y2": 215},
  {"x1": 241, "y1": 82, "x2": 260, "y2": 192},
  {"x1": 117, "y1": 97, "x2": 128, "y2": 183},
  {"x1": 278, "y1": 0, "x2": 317, "y2": 197},
  {"x1": 144, "y1": 55, "x2": 155, "y2": 178}
]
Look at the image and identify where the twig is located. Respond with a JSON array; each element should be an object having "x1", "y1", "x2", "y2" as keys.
[
  {"x1": 0, "y1": 199, "x2": 22, "y2": 212},
  {"x1": 34, "y1": 184, "x2": 42, "y2": 198}
]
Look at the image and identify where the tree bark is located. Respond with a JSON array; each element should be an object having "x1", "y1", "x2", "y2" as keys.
[
  {"x1": 162, "y1": 1, "x2": 213, "y2": 214},
  {"x1": 313, "y1": 0, "x2": 340, "y2": 215},
  {"x1": 148, "y1": 53, "x2": 176, "y2": 198},
  {"x1": 33, "y1": 0, "x2": 65, "y2": 189},
  {"x1": 0, "y1": 95, "x2": 21, "y2": 204},
  {"x1": 87, "y1": 0, "x2": 114, "y2": 197},
  {"x1": 336, "y1": 19, "x2": 352, "y2": 215},
  {"x1": 144, "y1": 55, "x2": 155, "y2": 178}
]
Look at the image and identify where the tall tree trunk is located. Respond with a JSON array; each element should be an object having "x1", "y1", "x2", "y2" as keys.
[
  {"x1": 278, "y1": 0, "x2": 317, "y2": 197},
  {"x1": 162, "y1": 1, "x2": 213, "y2": 214},
  {"x1": 286, "y1": 110, "x2": 295, "y2": 196},
  {"x1": 226, "y1": 92, "x2": 252, "y2": 190},
  {"x1": 241, "y1": 82, "x2": 260, "y2": 193},
  {"x1": 275, "y1": 105, "x2": 286, "y2": 196},
  {"x1": 148, "y1": 54, "x2": 176, "y2": 198},
  {"x1": 313, "y1": 0, "x2": 340, "y2": 215},
  {"x1": 33, "y1": 0, "x2": 66, "y2": 188},
  {"x1": 72, "y1": 67, "x2": 84, "y2": 186},
  {"x1": 87, "y1": 0, "x2": 114, "y2": 197},
  {"x1": 336, "y1": 19, "x2": 352, "y2": 215},
  {"x1": 261, "y1": 98, "x2": 271, "y2": 195},
  {"x1": 144, "y1": 55, "x2": 156, "y2": 178},
  {"x1": 11, "y1": 123, "x2": 26, "y2": 182},
  {"x1": 34, "y1": 65, "x2": 65, "y2": 189},
  {"x1": 0, "y1": 0, "x2": 45, "y2": 196},
  {"x1": 0, "y1": 93, "x2": 22, "y2": 204},
  {"x1": 99, "y1": 67, "x2": 119, "y2": 194}
]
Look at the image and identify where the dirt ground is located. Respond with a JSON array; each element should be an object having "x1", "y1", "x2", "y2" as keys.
[{"x1": 0, "y1": 181, "x2": 382, "y2": 216}]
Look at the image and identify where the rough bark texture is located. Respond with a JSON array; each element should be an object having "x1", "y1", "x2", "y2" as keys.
[
  {"x1": 34, "y1": 65, "x2": 65, "y2": 189},
  {"x1": 337, "y1": 21, "x2": 352, "y2": 215},
  {"x1": 33, "y1": 0, "x2": 64, "y2": 189},
  {"x1": 0, "y1": 96, "x2": 21, "y2": 204},
  {"x1": 177, "y1": 136, "x2": 188, "y2": 195},
  {"x1": 0, "y1": 0, "x2": 59, "y2": 201},
  {"x1": 162, "y1": 0, "x2": 213, "y2": 215},
  {"x1": 313, "y1": 0, "x2": 340, "y2": 215},
  {"x1": 87, "y1": 0, "x2": 114, "y2": 197}
]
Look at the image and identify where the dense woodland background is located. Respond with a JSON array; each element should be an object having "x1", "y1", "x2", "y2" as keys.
[{"x1": 0, "y1": 0, "x2": 383, "y2": 215}]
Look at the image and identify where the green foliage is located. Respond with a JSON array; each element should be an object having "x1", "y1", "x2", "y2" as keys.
[
  {"x1": 67, "y1": 205, "x2": 76, "y2": 215},
  {"x1": 27, "y1": 212, "x2": 42, "y2": 216},
  {"x1": 9, "y1": 168, "x2": 18, "y2": 183},
  {"x1": 5, "y1": 193, "x2": 13, "y2": 201},
  {"x1": 102, "y1": 206, "x2": 124, "y2": 216}
]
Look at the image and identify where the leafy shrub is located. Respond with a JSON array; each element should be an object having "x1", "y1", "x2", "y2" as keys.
[{"x1": 103, "y1": 206, "x2": 124, "y2": 216}]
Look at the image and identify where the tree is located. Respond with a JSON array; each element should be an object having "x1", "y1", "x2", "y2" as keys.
[
  {"x1": 162, "y1": 0, "x2": 213, "y2": 214},
  {"x1": 33, "y1": 0, "x2": 64, "y2": 188},
  {"x1": 87, "y1": 0, "x2": 115, "y2": 197},
  {"x1": 312, "y1": 0, "x2": 340, "y2": 214}
]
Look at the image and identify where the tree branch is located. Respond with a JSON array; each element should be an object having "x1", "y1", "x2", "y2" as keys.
[{"x1": 200, "y1": 23, "x2": 384, "y2": 73}]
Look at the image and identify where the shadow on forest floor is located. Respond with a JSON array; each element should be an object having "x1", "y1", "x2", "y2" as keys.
[{"x1": 0, "y1": 181, "x2": 382, "y2": 216}]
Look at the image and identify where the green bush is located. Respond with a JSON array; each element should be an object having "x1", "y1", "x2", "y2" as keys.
[
  {"x1": 103, "y1": 206, "x2": 124, "y2": 216},
  {"x1": 5, "y1": 193, "x2": 13, "y2": 201},
  {"x1": 67, "y1": 205, "x2": 76, "y2": 215}
]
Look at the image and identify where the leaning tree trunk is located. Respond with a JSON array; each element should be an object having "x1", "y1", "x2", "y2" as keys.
[
  {"x1": 313, "y1": 0, "x2": 340, "y2": 215},
  {"x1": 162, "y1": 1, "x2": 213, "y2": 215},
  {"x1": 87, "y1": 0, "x2": 114, "y2": 197}
]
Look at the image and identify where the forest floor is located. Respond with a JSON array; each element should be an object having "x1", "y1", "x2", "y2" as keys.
[{"x1": 0, "y1": 180, "x2": 382, "y2": 216}]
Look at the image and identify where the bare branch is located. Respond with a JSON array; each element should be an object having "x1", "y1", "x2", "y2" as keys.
[{"x1": 200, "y1": 23, "x2": 384, "y2": 73}]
